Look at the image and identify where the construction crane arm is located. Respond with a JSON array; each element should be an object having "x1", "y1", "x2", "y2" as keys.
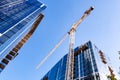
[
  {"x1": 71, "y1": 6, "x2": 94, "y2": 31},
  {"x1": 36, "y1": 33, "x2": 68, "y2": 69}
]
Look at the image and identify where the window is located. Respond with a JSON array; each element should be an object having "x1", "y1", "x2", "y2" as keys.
[
  {"x1": 10, "y1": 27, "x2": 19, "y2": 33},
  {"x1": 4, "y1": 30, "x2": 15, "y2": 38},
  {"x1": 0, "y1": 35, "x2": 9, "y2": 43}
]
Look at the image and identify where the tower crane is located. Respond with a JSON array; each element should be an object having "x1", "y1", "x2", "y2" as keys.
[{"x1": 36, "y1": 6, "x2": 94, "y2": 80}]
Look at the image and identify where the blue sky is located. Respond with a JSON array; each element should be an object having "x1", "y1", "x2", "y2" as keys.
[{"x1": 0, "y1": 0, "x2": 120, "y2": 80}]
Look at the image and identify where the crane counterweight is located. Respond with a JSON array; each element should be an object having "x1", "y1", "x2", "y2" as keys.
[{"x1": 85, "y1": 6, "x2": 94, "y2": 15}]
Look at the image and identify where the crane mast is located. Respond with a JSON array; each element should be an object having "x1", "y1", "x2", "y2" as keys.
[{"x1": 65, "y1": 6, "x2": 94, "y2": 80}]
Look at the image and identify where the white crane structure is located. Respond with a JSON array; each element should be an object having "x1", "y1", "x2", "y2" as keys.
[{"x1": 36, "y1": 6, "x2": 94, "y2": 80}]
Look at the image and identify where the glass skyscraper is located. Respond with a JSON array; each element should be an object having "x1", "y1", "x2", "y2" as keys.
[
  {"x1": 0, "y1": 0, "x2": 46, "y2": 73},
  {"x1": 41, "y1": 41, "x2": 116, "y2": 80}
]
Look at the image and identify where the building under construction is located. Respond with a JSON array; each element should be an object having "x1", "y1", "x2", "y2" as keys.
[
  {"x1": 0, "y1": 0, "x2": 46, "y2": 73},
  {"x1": 41, "y1": 41, "x2": 117, "y2": 80}
]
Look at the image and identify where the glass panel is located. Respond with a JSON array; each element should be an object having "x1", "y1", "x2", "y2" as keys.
[
  {"x1": 10, "y1": 27, "x2": 19, "y2": 33},
  {"x1": 4, "y1": 30, "x2": 14, "y2": 38},
  {"x1": 0, "y1": 35, "x2": 9, "y2": 43}
]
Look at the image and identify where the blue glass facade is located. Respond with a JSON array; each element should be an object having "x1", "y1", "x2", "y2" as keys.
[
  {"x1": 43, "y1": 54, "x2": 67, "y2": 80},
  {"x1": 73, "y1": 41, "x2": 99, "y2": 80},
  {"x1": 41, "y1": 41, "x2": 111, "y2": 80},
  {"x1": 0, "y1": 0, "x2": 46, "y2": 73}
]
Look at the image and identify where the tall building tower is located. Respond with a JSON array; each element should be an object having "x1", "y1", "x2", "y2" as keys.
[
  {"x1": 41, "y1": 41, "x2": 117, "y2": 80},
  {"x1": 0, "y1": 0, "x2": 46, "y2": 73}
]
